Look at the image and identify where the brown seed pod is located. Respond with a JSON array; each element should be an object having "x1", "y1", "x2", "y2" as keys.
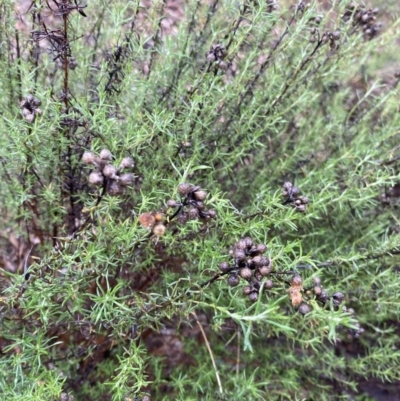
[
  {"x1": 99, "y1": 149, "x2": 112, "y2": 161},
  {"x1": 218, "y1": 61, "x2": 228, "y2": 70},
  {"x1": 153, "y1": 223, "x2": 166, "y2": 237},
  {"x1": 235, "y1": 239, "x2": 248, "y2": 250},
  {"x1": 240, "y1": 267, "x2": 252, "y2": 279},
  {"x1": 243, "y1": 237, "x2": 254, "y2": 248},
  {"x1": 103, "y1": 164, "x2": 117, "y2": 178},
  {"x1": 178, "y1": 183, "x2": 193, "y2": 195},
  {"x1": 254, "y1": 272, "x2": 263, "y2": 281},
  {"x1": 264, "y1": 279, "x2": 274, "y2": 290},
  {"x1": 249, "y1": 291, "x2": 258, "y2": 302},
  {"x1": 259, "y1": 265, "x2": 272, "y2": 277},
  {"x1": 242, "y1": 285, "x2": 252, "y2": 295},
  {"x1": 119, "y1": 173, "x2": 135, "y2": 186},
  {"x1": 82, "y1": 151, "x2": 96, "y2": 165},
  {"x1": 177, "y1": 213, "x2": 188, "y2": 224},
  {"x1": 88, "y1": 171, "x2": 104, "y2": 186},
  {"x1": 167, "y1": 199, "x2": 179, "y2": 208},
  {"x1": 252, "y1": 256, "x2": 268, "y2": 267},
  {"x1": 207, "y1": 209, "x2": 217, "y2": 218},
  {"x1": 219, "y1": 261, "x2": 230, "y2": 272},
  {"x1": 313, "y1": 285, "x2": 322, "y2": 296},
  {"x1": 298, "y1": 303, "x2": 312, "y2": 315},
  {"x1": 193, "y1": 190, "x2": 208, "y2": 201},
  {"x1": 154, "y1": 212, "x2": 163, "y2": 222},
  {"x1": 296, "y1": 204, "x2": 306, "y2": 213},
  {"x1": 233, "y1": 249, "x2": 246, "y2": 261},
  {"x1": 291, "y1": 274, "x2": 303, "y2": 288},
  {"x1": 139, "y1": 212, "x2": 156, "y2": 229},
  {"x1": 227, "y1": 274, "x2": 240, "y2": 287},
  {"x1": 333, "y1": 291, "x2": 345, "y2": 305},
  {"x1": 119, "y1": 157, "x2": 134, "y2": 169},
  {"x1": 256, "y1": 244, "x2": 267, "y2": 254},
  {"x1": 317, "y1": 290, "x2": 328, "y2": 302},
  {"x1": 196, "y1": 201, "x2": 205, "y2": 210},
  {"x1": 188, "y1": 207, "x2": 199, "y2": 220},
  {"x1": 25, "y1": 113, "x2": 35, "y2": 124}
]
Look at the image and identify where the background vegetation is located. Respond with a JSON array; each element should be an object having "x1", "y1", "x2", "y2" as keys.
[{"x1": 1, "y1": 0, "x2": 400, "y2": 400}]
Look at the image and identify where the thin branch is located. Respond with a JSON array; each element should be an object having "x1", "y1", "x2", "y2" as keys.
[{"x1": 191, "y1": 312, "x2": 223, "y2": 394}]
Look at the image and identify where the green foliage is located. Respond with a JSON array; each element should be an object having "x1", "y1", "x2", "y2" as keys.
[{"x1": 1, "y1": 0, "x2": 400, "y2": 400}]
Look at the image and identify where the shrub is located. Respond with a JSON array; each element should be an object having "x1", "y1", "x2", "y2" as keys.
[{"x1": 1, "y1": 0, "x2": 400, "y2": 400}]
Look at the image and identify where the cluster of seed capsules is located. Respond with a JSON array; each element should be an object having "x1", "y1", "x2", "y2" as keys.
[
  {"x1": 291, "y1": 275, "x2": 345, "y2": 315},
  {"x1": 82, "y1": 149, "x2": 135, "y2": 196},
  {"x1": 309, "y1": 28, "x2": 341, "y2": 50},
  {"x1": 166, "y1": 183, "x2": 217, "y2": 224},
  {"x1": 206, "y1": 43, "x2": 228, "y2": 71},
  {"x1": 343, "y1": 3, "x2": 381, "y2": 40},
  {"x1": 138, "y1": 211, "x2": 166, "y2": 237},
  {"x1": 20, "y1": 95, "x2": 42, "y2": 124},
  {"x1": 219, "y1": 237, "x2": 273, "y2": 303},
  {"x1": 310, "y1": 277, "x2": 344, "y2": 306},
  {"x1": 282, "y1": 182, "x2": 309, "y2": 213}
]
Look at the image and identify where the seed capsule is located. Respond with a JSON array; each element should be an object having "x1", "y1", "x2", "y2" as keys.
[
  {"x1": 233, "y1": 249, "x2": 246, "y2": 261},
  {"x1": 313, "y1": 285, "x2": 322, "y2": 295},
  {"x1": 254, "y1": 272, "x2": 263, "y2": 281},
  {"x1": 178, "y1": 183, "x2": 193, "y2": 195},
  {"x1": 32, "y1": 97, "x2": 41, "y2": 107},
  {"x1": 167, "y1": 199, "x2": 179, "y2": 207},
  {"x1": 219, "y1": 261, "x2": 230, "y2": 272},
  {"x1": 82, "y1": 151, "x2": 96, "y2": 165},
  {"x1": 25, "y1": 113, "x2": 35, "y2": 124},
  {"x1": 291, "y1": 274, "x2": 303, "y2": 287},
  {"x1": 188, "y1": 207, "x2": 199, "y2": 220},
  {"x1": 88, "y1": 171, "x2": 104, "y2": 186},
  {"x1": 317, "y1": 290, "x2": 328, "y2": 302},
  {"x1": 298, "y1": 303, "x2": 312, "y2": 315},
  {"x1": 256, "y1": 244, "x2": 267, "y2": 254},
  {"x1": 119, "y1": 157, "x2": 134, "y2": 169},
  {"x1": 240, "y1": 267, "x2": 252, "y2": 279},
  {"x1": 299, "y1": 196, "x2": 309, "y2": 204},
  {"x1": 333, "y1": 291, "x2": 345, "y2": 305},
  {"x1": 227, "y1": 274, "x2": 240, "y2": 287},
  {"x1": 296, "y1": 205, "x2": 306, "y2": 213},
  {"x1": 102, "y1": 164, "x2": 117, "y2": 178},
  {"x1": 252, "y1": 256, "x2": 268, "y2": 267},
  {"x1": 243, "y1": 286, "x2": 251, "y2": 295},
  {"x1": 177, "y1": 213, "x2": 188, "y2": 224},
  {"x1": 153, "y1": 223, "x2": 166, "y2": 237},
  {"x1": 154, "y1": 213, "x2": 163, "y2": 222},
  {"x1": 235, "y1": 239, "x2": 248, "y2": 250},
  {"x1": 194, "y1": 190, "x2": 207, "y2": 201},
  {"x1": 243, "y1": 237, "x2": 254, "y2": 248},
  {"x1": 99, "y1": 149, "x2": 112, "y2": 161},
  {"x1": 249, "y1": 291, "x2": 258, "y2": 302},
  {"x1": 119, "y1": 173, "x2": 135, "y2": 186},
  {"x1": 138, "y1": 213, "x2": 155, "y2": 229},
  {"x1": 259, "y1": 265, "x2": 272, "y2": 276},
  {"x1": 264, "y1": 279, "x2": 274, "y2": 290},
  {"x1": 207, "y1": 209, "x2": 217, "y2": 218},
  {"x1": 196, "y1": 201, "x2": 205, "y2": 210},
  {"x1": 108, "y1": 180, "x2": 122, "y2": 196}
]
